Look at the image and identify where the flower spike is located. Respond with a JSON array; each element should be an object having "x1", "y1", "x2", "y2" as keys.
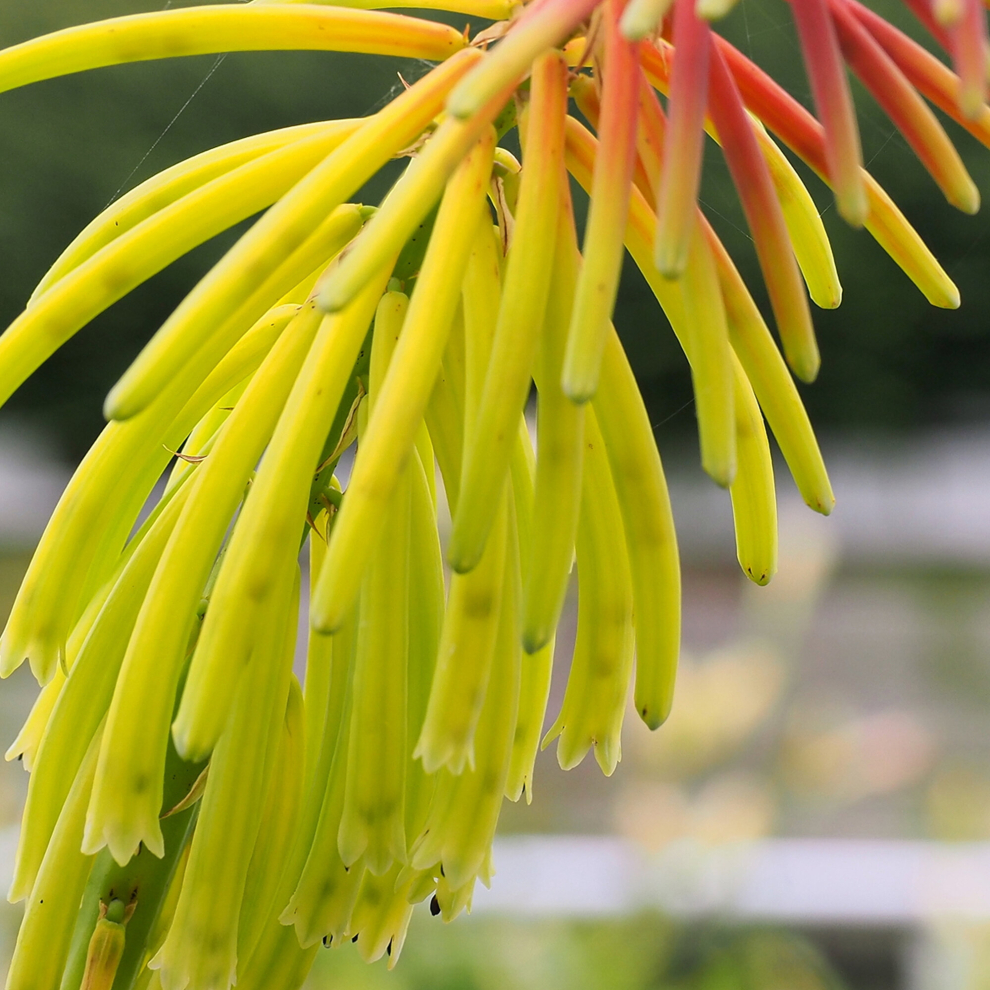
[
  {"x1": 522, "y1": 192, "x2": 588, "y2": 653},
  {"x1": 0, "y1": 2, "x2": 986, "y2": 984}
]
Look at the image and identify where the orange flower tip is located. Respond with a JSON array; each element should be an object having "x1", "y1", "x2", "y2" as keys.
[
  {"x1": 696, "y1": 0, "x2": 740, "y2": 20},
  {"x1": 619, "y1": 0, "x2": 673, "y2": 40}
]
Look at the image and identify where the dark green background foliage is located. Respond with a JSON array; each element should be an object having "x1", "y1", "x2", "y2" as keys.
[{"x1": 0, "y1": 0, "x2": 988, "y2": 458}]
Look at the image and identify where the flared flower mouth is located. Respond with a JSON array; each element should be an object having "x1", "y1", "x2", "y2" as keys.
[{"x1": 0, "y1": 1, "x2": 985, "y2": 987}]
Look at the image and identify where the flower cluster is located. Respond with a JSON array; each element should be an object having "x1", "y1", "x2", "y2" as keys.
[{"x1": 0, "y1": 1, "x2": 984, "y2": 988}]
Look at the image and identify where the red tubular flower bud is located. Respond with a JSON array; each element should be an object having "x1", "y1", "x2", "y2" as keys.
[
  {"x1": 708, "y1": 43, "x2": 819, "y2": 382},
  {"x1": 830, "y1": 0, "x2": 979, "y2": 213},
  {"x1": 562, "y1": 0, "x2": 641, "y2": 401},
  {"x1": 654, "y1": 0, "x2": 710, "y2": 277},
  {"x1": 849, "y1": 0, "x2": 990, "y2": 149},
  {"x1": 951, "y1": 0, "x2": 990, "y2": 118},
  {"x1": 790, "y1": 0, "x2": 868, "y2": 226}
]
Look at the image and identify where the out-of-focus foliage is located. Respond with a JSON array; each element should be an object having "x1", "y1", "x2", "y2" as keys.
[{"x1": 306, "y1": 913, "x2": 847, "y2": 990}]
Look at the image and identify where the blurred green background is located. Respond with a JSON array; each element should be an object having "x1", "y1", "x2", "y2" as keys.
[{"x1": 2, "y1": 3, "x2": 990, "y2": 990}]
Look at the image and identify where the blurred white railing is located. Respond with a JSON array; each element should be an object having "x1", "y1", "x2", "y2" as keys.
[
  {"x1": 0, "y1": 428, "x2": 69, "y2": 549},
  {"x1": 476, "y1": 836, "x2": 990, "y2": 924}
]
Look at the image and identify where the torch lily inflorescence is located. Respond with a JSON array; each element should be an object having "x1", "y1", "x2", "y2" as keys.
[{"x1": 0, "y1": 0, "x2": 985, "y2": 987}]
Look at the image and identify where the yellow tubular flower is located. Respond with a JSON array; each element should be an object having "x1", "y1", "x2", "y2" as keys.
[
  {"x1": 450, "y1": 50, "x2": 567, "y2": 572},
  {"x1": 424, "y1": 322, "x2": 467, "y2": 508},
  {"x1": 0, "y1": 7, "x2": 464, "y2": 95},
  {"x1": 279, "y1": 606, "x2": 360, "y2": 950},
  {"x1": 237, "y1": 679, "x2": 305, "y2": 968},
  {"x1": 562, "y1": 0, "x2": 641, "y2": 402},
  {"x1": 11, "y1": 476, "x2": 195, "y2": 903},
  {"x1": 459, "y1": 217, "x2": 502, "y2": 451},
  {"x1": 403, "y1": 450, "x2": 445, "y2": 838},
  {"x1": 504, "y1": 422, "x2": 553, "y2": 802},
  {"x1": 543, "y1": 406, "x2": 635, "y2": 776},
  {"x1": 312, "y1": 128, "x2": 497, "y2": 634},
  {"x1": 84, "y1": 300, "x2": 327, "y2": 865},
  {"x1": 679, "y1": 225, "x2": 737, "y2": 487},
  {"x1": 729, "y1": 357, "x2": 779, "y2": 586},
  {"x1": 5, "y1": 725, "x2": 102, "y2": 990},
  {"x1": 507, "y1": 633, "x2": 555, "y2": 802},
  {"x1": 154, "y1": 566, "x2": 298, "y2": 990},
  {"x1": 414, "y1": 496, "x2": 509, "y2": 774},
  {"x1": 30, "y1": 121, "x2": 359, "y2": 303},
  {"x1": 522, "y1": 194, "x2": 587, "y2": 654},
  {"x1": 751, "y1": 120, "x2": 843, "y2": 310},
  {"x1": 0, "y1": 1, "x2": 987, "y2": 982},
  {"x1": 338, "y1": 295, "x2": 412, "y2": 875},
  {"x1": 106, "y1": 49, "x2": 482, "y2": 421},
  {"x1": 595, "y1": 331, "x2": 682, "y2": 731}
]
